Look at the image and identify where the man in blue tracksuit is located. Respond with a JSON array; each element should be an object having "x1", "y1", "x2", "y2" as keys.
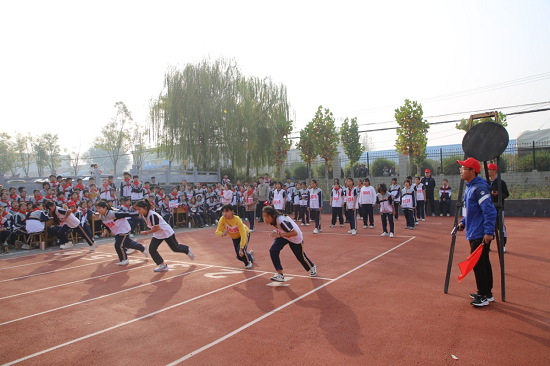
[{"x1": 457, "y1": 158, "x2": 497, "y2": 307}]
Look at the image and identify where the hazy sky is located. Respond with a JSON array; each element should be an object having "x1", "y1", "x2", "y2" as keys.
[{"x1": 2, "y1": 0, "x2": 550, "y2": 156}]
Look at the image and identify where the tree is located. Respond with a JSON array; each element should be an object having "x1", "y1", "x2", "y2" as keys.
[
  {"x1": 0, "y1": 133, "x2": 20, "y2": 176},
  {"x1": 455, "y1": 111, "x2": 507, "y2": 131},
  {"x1": 131, "y1": 124, "x2": 151, "y2": 173},
  {"x1": 66, "y1": 140, "x2": 84, "y2": 177},
  {"x1": 85, "y1": 147, "x2": 131, "y2": 175},
  {"x1": 311, "y1": 106, "x2": 339, "y2": 193},
  {"x1": 340, "y1": 117, "x2": 364, "y2": 179},
  {"x1": 297, "y1": 122, "x2": 317, "y2": 181},
  {"x1": 395, "y1": 99, "x2": 430, "y2": 176},
  {"x1": 94, "y1": 102, "x2": 134, "y2": 175},
  {"x1": 42, "y1": 133, "x2": 61, "y2": 175},
  {"x1": 32, "y1": 136, "x2": 48, "y2": 177},
  {"x1": 272, "y1": 117, "x2": 293, "y2": 181},
  {"x1": 15, "y1": 133, "x2": 34, "y2": 177}
]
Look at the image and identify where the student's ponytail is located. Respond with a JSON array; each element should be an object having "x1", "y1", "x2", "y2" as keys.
[
  {"x1": 45, "y1": 201, "x2": 60, "y2": 225},
  {"x1": 135, "y1": 199, "x2": 151, "y2": 214},
  {"x1": 96, "y1": 200, "x2": 112, "y2": 212}
]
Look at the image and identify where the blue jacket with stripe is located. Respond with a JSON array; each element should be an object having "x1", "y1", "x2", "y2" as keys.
[{"x1": 460, "y1": 176, "x2": 497, "y2": 241}]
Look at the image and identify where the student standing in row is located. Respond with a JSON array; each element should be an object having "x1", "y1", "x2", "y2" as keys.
[
  {"x1": 401, "y1": 179, "x2": 415, "y2": 230},
  {"x1": 414, "y1": 177, "x2": 426, "y2": 222},
  {"x1": 377, "y1": 184, "x2": 394, "y2": 238},
  {"x1": 359, "y1": 178, "x2": 376, "y2": 229},
  {"x1": 439, "y1": 179, "x2": 452, "y2": 216},
  {"x1": 216, "y1": 204, "x2": 254, "y2": 269},
  {"x1": 272, "y1": 181, "x2": 287, "y2": 214},
  {"x1": 299, "y1": 182, "x2": 310, "y2": 226},
  {"x1": 330, "y1": 181, "x2": 344, "y2": 227},
  {"x1": 135, "y1": 200, "x2": 195, "y2": 272},
  {"x1": 262, "y1": 206, "x2": 316, "y2": 282},
  {"x1": 309, "y1": 180, "x2": 323, "y2": 234},
  {"x1": 244, "y1": 185, "x2": 258, "y2": 232},
  {"x1": 344, "y1": 178, "x2": 358, "y2": 235},
  {"x1": 389, "y1": 178, "x2": 401, "y2": 220}
]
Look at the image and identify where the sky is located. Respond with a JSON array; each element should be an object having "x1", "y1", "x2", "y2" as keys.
[{"x1": 1, "y1": 0, "x2": 550, "y2": 158}]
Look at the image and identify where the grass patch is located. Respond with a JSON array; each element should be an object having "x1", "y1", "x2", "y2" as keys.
[{"x1": 508, "y1": 184, "x2": 550, "y2": 199}]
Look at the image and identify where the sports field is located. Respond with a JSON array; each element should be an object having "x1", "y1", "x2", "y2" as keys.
[{"x1": 0, "y1": 215, "x2": 548, "y2": 365}]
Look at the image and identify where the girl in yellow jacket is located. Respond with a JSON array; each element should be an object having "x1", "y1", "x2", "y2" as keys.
[{"x1": 215, "y1": 204, "x2": 255, "y2": 269}]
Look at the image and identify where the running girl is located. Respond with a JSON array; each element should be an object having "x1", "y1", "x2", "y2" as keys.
[
  {"x1": 262, "y1": 206, "x2": 316, "y2": 282},
  {"x1": 45, "y1": 201, "x2": 95, "y2": 250},
  {"x1": 135, "y1": 199, "x2": 194, "y2": 272},
  {"x1": 215, "y1": 204, "x2": 254, "y2": 269},
  {"x1": 96, "y1": 200, "x2": 149, "y2": 266}
]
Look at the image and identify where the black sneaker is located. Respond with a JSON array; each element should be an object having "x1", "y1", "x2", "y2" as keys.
[
  {"x1": 470, "y1": 296, "x2": 489, "y2": 307},
  {"x1": 470, "y1": 293, "x2": 494, "y2": 302}
]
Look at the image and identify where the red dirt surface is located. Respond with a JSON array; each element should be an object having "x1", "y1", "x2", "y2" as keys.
[{"x1": 0, "y1": 215, "x2": 548, "y2": 365}]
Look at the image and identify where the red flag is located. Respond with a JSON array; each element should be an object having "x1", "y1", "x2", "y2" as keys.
[{"x1": 458, "y1": 244, "x2": 484, "y2": 282}]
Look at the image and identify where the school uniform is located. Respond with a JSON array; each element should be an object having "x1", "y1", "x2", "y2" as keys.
[
  {"x1": 415, "y1": 182, "x2": 426, "y2": 220},
  {"x1": 130, "y1": 181, "x2": 144, "y2": 202},
  {"x1": 0, "y1": 199, "x2": 10, "y2": 210},
  {"x1": 268, "y1": 215, "x2": 315, "y2": 275},
  {"x1": 0, "y1": 212, "x2": 12, "y2": 248},
  {"x1": 99, "y1": 210, "x2": 146, "y2": 262},
  {"x1": 188, "y1": 203, "x2": 204, "y2": 227},
  {"x1": 389, "y1": 184, "x2": 401, "y2": 220},
  {"x1": 299, "y1": 189, "x2": 310, "y2": 225},
  {"x1": 377, "y1": 192, "x2": 394, "y2": 234},
  {"x1": 30, "y1": 195, "x2": 45, "y2": 205},
  {"x1": 154, "y1": 194, "x2": 165, "y2": 212},
  {"x1": 99, "y1": 184, "x2": 112, "y2": 201},
  {"x1": 215, "y1": 215, "x2": 253, "y2": 267},
  {"x1": 62, "y1": 184, "x2": 73, "y2": 200},
  {"x1": 308, "y1": 188, "x2": 323, "y2": 230},
  {"x1": 330, "y1": 187, "x2": 344, "y2": 226},
  {"x1": 49, "y1": 207, "x2": 95, "y2": 248},
  {"x1": 343, "y1": 186, "x2": 358, "y2": 231},
  {"x1": 8, "y1": 194, "x2": 20, "y2": 205},
  {"x1": 205, "y1": 200, "x2": 219, "y2": 225},
  {"x1": 143, "y1": 209, "x2": 192, "y2": 266},
  {"x1": 272, "y1": 189, "x2": 287, "y2": 213},
  {"x1": 11, "y1": 211, "x2": 28, "y2": 244},
  {"x1": 401, "y1": 187, "x2": 416, "y2": 229},
  {"x1": 359, "y1": 185, "x2": 377, "y2": 227},
  {"x1": 120, "y1": 179, "x2": 132, "y2": 198},
  {"x1": 244, "y1": 191, "x2": 258, "y2": 229},
  {"x1": 439, "y1": 185, "x2": 452, "y2": 216},
  {"x1": 293, "y1": 188, "x2": 300, "y2": 221},
  {"x1": 285, "y1": 185, "x2": 295, "y2": 215}
]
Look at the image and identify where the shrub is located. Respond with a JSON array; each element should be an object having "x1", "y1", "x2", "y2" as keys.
[
  {"x1": 293, "y1": 165, "x2": 309, "y2": 180},
  {"x1": 518, "y1": 151, "x2": 550, "y2": 172},
  {"x1": 412, "y1": 158, "x2": 436, "y2": 177},
  {"x1": 316, "y1": 164, "x2": 334, "y2": 179},
  {"x1": 441, "y1": 155, "x2": 464, "y2": 176},
  {"x1": 371, "y1": 158, "x2": 396, "y2": 177}
]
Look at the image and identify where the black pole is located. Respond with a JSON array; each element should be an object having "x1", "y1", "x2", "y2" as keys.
[
  {"x1": 440, "y1": 148, "x2": 443, "y2": 174},
  {"x1": 532, "y1": 140, "x2": 536, "y2": 170},
  {"x1": 367, "y1": 152, "x2": 370, "y2": 176},
  {"x1": 496, "y1": 155, "x2": 506, "y2": 301}
]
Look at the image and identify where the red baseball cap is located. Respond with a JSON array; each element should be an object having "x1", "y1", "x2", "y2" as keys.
[
  {"x1": 425, "y1": 169, "x2": 431, "y2": 173},
  {"x1": 488, "y1": 163, "x2": 498, "y2": 170},
  {"x1": 457, "y1": 157, "x2": 481, "y2": 174},
  {"x1": 68, "y1": 201, "x2": 77, "y2": 207}
]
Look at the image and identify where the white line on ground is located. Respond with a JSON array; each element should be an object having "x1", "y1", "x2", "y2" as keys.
[
  {"x1": 0, "y1": 251, "x2": 94, "y2": 270},
  {"x1": 252, "y1": 229, "x2": 414, "y2": 238},
  {"x1": 0, "y1": 262, "x2": 155, "y2": 301},
  {"x1": 166, "y1": 236, "x2": 416, "y2": 365},
  {"x1": 2, "y1": 273, "x2": 265, "y2": 366},
  {"x1": 0, "y1": 265, "x2": 212, "y2": 327}
]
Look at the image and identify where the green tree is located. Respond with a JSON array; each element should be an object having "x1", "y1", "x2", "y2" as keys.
[
  {"x1": 94, "y1": 102, "x2": 134, "y2": 175},
  {"x1": 15, "y1": 133, "x2": 34, "y2": 177},
  {"x1": 312, "y1": 106, "x2": 339, "y2": 193},
  {"x1": 0, "y1": 133, "x2": 20, "y2": 176},
  {"x1": 41, "y1": 133, "x2": 62, "y2": 175},
  {"x1": 297, "y1": 122, "x2": 317, "y2": 181},
  {"x1": 455, "y1": 111, "x2": 507, "y2": 131},
  {"x1": 340, "y1": 117, "x2": 364, "y2": 179},
  {"x1": 31, "y1": 136, "x2": 48, "y2": 177},
  {"x1": 272, "y1": 117, "x2": 293, "y2": 181},
  {"x1": 131, "y1": 124, "x2": 151, "y2": 173},
  {"x1": 395, "y1": 99, "x2": 430, "y2": 176}
]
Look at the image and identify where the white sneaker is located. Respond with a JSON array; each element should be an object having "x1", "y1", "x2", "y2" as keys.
[
  {"x1": 215, "y1": 220, "x2": 218, "y2": 224},
  {"x1": 154, "y1": 264, "x2": 169, "y2": 272},
  {"x1": 369, "y1": 225, "x2": 374, "y2": 229},
  {"x1": 313, "y1": 228, "x2": 319, "y2": 234},
  {"x1": 348, "y1": 230, "x2": 353, "y2": 234},
  {"x1": 351, "y1": 229, "x2": 357, "y2": 235},
  {"x1": 301, "y1": 223, "x2": 305, "y2": 226},
  {"x1": 117, "y1": 259, "x2": 129, "y2": 266},
  {"x1": 187, "y1": 248, "x2": 195, "y2": 261},
  {"x1": 270, "y1": 273, "x2": 285, "y2": 282},
  {"x1": 503, "y1": 246, "x2": 506, "y2": 253},
  {"x1": 89, "y1": 243, "x2": 96, "y2": 252},
  {"x1": 359, "y1": 217, "x2": 363, "y2": 220},
  {"x1": 446, "y1": 214, "x2": 450, "y2": 217},
  {"x1": 318, "y1": 228, "x2": 322, "y2": 232},
  {"x1": 60, "y1": 243, "x2": 75, "y2": 249},
  {"x1": 440, "y1": 214, "x2": 443, "y2": 217},
  {"x1": 130, "y1": 234, "x2": 134, "y2": 238},
  {"x1": 309, "y1": 264, "x2": 317, "y2": 277},
  {"x1": 306, "y1": 223, "x2": 310, "y2": 226},
  {"x1": 126, "y1": 248, "x2": 132, "y2": 255},
  {"x1": 143, "y1": 245, "x2": 149, "y2": 258},
  {"x1": 250, "y1": 228, "x2": 256, "y2": 232},
  {"x1": 381, "y1": 232, "x2": 389, "y2": 237},
  {"x1": 330, "y1": 224, "x2": 335, "y2": 228},
  {"x1": 245, "y1": 262, "x2": 252, "y2": 269},
  {"x1": 204, "y1": 224, "x2": 209, "y2": 227},
  {"x1": 389, "y1": 232, "x2": 394, "y2": 238},
  {"x1": 340, "y1": 224, "x2": 344, "y2": 227},
  {"x1": 249, "y1": 250, "x2": 255, "y2": 263},
  {"x1": 21, "y1": 244, "x2": 30, "y2": 249},
  {"x1": 363, "y1": 225, "x2": 367, "y2": 229},
  {"x1": 422, "y1": 218, "x2": 426, "y2": 222}
]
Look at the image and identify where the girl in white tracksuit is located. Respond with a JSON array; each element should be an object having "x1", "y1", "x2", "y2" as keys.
[{"x1": 359, "y1": 178, "x2": 376, "y2": 228}]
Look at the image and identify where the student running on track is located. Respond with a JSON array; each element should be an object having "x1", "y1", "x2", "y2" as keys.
[
  {"x1": 215, "y1": 204, "x2": 255, "y2": 269},
  {"x1": 45, "y1": 201, "x2": 95, "y2": 251}
]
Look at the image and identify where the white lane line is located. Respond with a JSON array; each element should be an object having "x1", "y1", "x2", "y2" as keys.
[
  {"x1": 0, "y1": 248, "x2": 89, "y2": 262},
  {"x1": 2, "y1": 273, "x2": 265, "y2": 365},
  {"x1": 168, "y1": 260, "x2": 335, "y2": 281},
  {"x1": 0, "y1": 265, "x2": 212, "y2": 327},
  {"x1": 251, "y1": 230, "x2": 414, "y2": 238},
  {"x1": 0, "y1": 258, "x2": 119, "y2": 283},
  {"x1": 0, "y1": 261, "x2": 155, "y2": 301},
  {"x1": 0, "y1": 251, "x2": 95, "y2": 270},
  {"x1": 166, "y1": 237, "x2": 416, "y2": 365}
]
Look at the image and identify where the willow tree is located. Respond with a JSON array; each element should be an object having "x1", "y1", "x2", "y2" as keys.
[
  {"x1": 311, "y1": 106, "x2": 339, "y2": 193},
  {"x1": 297, "y1": 122, "x2": 317, "y2": 181},
  {"x1": 340, "y1": 117, "x2": 364, "y2": 179},
  {"x1": 394, "y1": 99, "x2": 430, "y2": 176},
  {"x1": 150, "y1": 57, "x2": 292, "y2": 176}
]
